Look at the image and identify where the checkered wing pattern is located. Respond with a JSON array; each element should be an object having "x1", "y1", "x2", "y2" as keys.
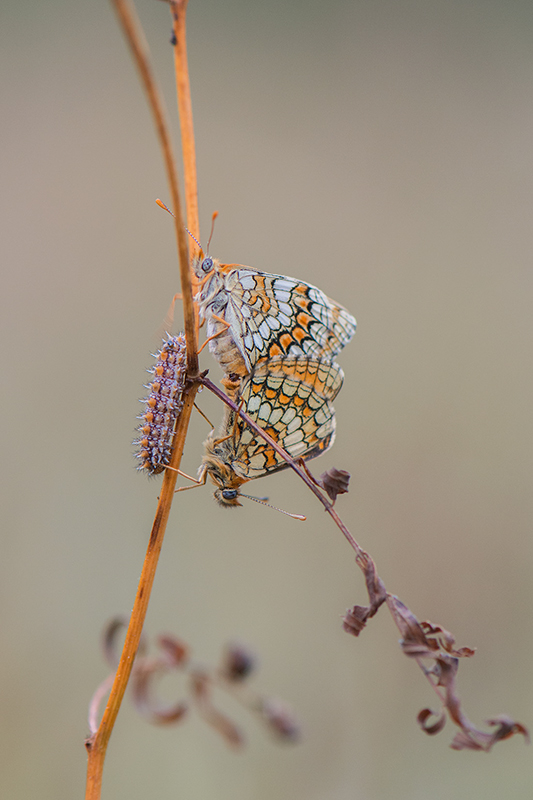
[
  {"x1": 233, "y1": 355, "x2": 343, "y2": 477},
  {"x1": 196, "y1": 259, "x2": 356, "y2": 373},
  {"x1": 201, "y1": 357, "x2": 343, "y2": 501}
]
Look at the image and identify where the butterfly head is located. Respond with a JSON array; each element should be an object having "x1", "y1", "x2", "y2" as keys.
[
  {"x1": 214, "y1": 486, "x2": 242, "y2": 507},
  {"x1": 200, "y1": 441, "x2": 247, "y2": 507},
  {"x1": 193, "y1": 252, "x2": 218, "y2": 279}
]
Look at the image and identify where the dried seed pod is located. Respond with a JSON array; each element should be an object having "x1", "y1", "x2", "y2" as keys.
[
  {"x1": 319, "y1": 467, "x2": 350, "y2": 503},
  {"x1": 220, "y1": 643, "x2": 257, "y2": 682}
]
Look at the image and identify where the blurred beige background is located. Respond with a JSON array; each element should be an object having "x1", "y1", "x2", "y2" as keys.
[{"x1": 2, "y1": 0, "x2": 533, "y2": 797}]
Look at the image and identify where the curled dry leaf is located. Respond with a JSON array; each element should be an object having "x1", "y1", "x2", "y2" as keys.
[
  {"x1": 260, "y1": 698, "x2": 300, "y2": 742},
  {"x1": 103, "y1": 617, "x2": 148, "y2": 669},
  {"x1": 342, "y1": 552, "x2": 387, "y2": 637},
  {"x1": 319, "y1": 467, "x2": 350, "y2": 504},
  {"x1": 190, "y1": 671, "x2": 245, "y2": 748},
  {"x1": 450, "y1": 716, "x2": 530, "y2": 752},
  {"x1": 387, "y1": 596, "x2": 475, "y2": 660},
  {"x1": 419, "y1": 621, "x2": 476, "y2": 659},
  {"x1": 94, "y1": 621, "x2": 299, "y2": 749},
  {"x1": 129, "y1": 634, "x2": 190, "y2": 724},
  {"x1": 386, "y1": 595, "x2": 529, "y2": 750},
  {"x1": 157, "y1": 634, "x2": 190, "y2": 667},
  {"x1": 131, "y1": 655, "x2": 188, "y2": 726},
  {"x1": 417, "y1": 708, "x2": 447, "y2": 735}
]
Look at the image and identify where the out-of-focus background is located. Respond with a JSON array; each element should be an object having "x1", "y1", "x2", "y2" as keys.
[{"x1": 2, "y1": 0, "x2": 533, "y2": 797}]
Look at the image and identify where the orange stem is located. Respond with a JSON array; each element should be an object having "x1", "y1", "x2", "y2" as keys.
[
  {"x1": 86, "y1": 2, "x2": 201, "y2": 798},
  {"x1": 110, "y1": 0, "x2": 198, "y2": 374},
  {"x1": 170, "y1": 0, "x2": 200, "y2": 249},
  {"x1": 85, "y1": 387, "x2": 197, "y2": 800}
]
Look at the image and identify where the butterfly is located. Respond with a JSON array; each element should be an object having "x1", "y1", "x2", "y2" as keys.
[
  {"x1": 199, "y1": 355, "x2": 344, "y2": 507},
  {"x1": 194, "y1": 255, "x2": 356, "y2": 384}
]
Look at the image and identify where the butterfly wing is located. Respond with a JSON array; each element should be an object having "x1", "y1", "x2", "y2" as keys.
[
  {"x1": 231, "y1": 356, "x2": 343, "y2": 480},
  {"x1": 219, "y1": 269, "x2": 356, "y2": 370}
]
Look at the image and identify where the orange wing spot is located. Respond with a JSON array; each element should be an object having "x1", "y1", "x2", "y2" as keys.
[
  {"x1": 279, "y1": 333, "x2": 293, "y2": 350},
  {"x1": 261, "y1": 296, "x2": 271, "y2": 313},
  {"x1": 293, "y1": 394, "x2": 305, "y2": 407},
  {"x1": 294, "y1": 296, "x2": 309, "y2": 309},
  {"x1": 292, "y1": 326, "x2": 307, "y2": 343},
  {"x1": 296, "y1": 312, "x2": 312, "y2": 328},
  {"x1": 265, "y1": 388, "x2": 277, "y2": 400},
  {"x1": 268, "y1": 343, "x2": 283, "y2": 358},
  {"x1": 278, "y1": 393, "x2": 290, "y2": 406},
  {"x1": 302, "y1": 406, "x2": 313, "y2": 417},
  {"x1": 295, "y1": 284, "x2": 308, "y2": 294},
  {"x1": 265, "y1": 449, "x2": 279, "y2": 469}
]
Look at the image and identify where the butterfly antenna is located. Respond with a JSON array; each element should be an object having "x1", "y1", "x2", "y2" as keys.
[
  {"x1": 156, "y1": 198, "x2": 175, "y2": 217},
  {"x1": 185, "y1": 227, "x2": 203, "y2": 251},
  {"x1": 240, "y1": 493, "x2": 306, "y2": 521},
  {"x1": 206, "y1": 210, "x2": 219, "y2": 254},
  {"x1": 157, "y1": 200, "x2": 205, "y2": 254}
]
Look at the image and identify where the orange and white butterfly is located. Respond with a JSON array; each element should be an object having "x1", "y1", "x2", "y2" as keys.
[
  {"x1": 194, "y1": 255, "x2": 356, "y2": 381},
  {"x1": 199, "y1": 355, "x2": 343, "y2": 507}
]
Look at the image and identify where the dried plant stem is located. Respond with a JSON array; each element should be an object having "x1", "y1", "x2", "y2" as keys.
[
  {"x1": 200, "y1": 376, "x2": 457, "y2": 703},
  {"x1": 170, "y1": 0, "x2": 199, "y2": 249},
  {"x1": 85, "y1": 386, "x2": 198, "y2": 800},
  {"x1": 86, "y1": 3, "x2": 200, "y2": 798},
  {"x1": 111, "y1": 0, "x2": 198, "y2": 374}
]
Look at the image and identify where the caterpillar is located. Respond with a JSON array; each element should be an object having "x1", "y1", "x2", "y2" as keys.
[{"x1": 134, "y1": 333, "x2": 187, "y2": 475}]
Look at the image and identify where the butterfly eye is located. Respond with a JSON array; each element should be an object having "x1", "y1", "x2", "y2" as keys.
[
  {"x1": 201, "y1": 257, "x2": 214, "y2": 273},
  {"x1": 221, "y1": 489, "x2": 238, "y2": 500}
]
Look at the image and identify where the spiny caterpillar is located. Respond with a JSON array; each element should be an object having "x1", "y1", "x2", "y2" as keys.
[{"x1": 134, "y1": 333, "x2": 187, "y2": 474}]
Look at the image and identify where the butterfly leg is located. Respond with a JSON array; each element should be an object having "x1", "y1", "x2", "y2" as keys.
[
  {"x1": 173, "y1": 468, "x2": 207, "y2": 493},
  {"x1": 193, "y1": 402, "x2": 215, "y2": 429},
  {"x1": 211, "y1": 399, "x2": 244, "y2": 445},
  {"x1": 197, "y1": 314, "x2": 231, "y2": 354},
  {"x1": 158, "y1": 292, "x2": 183, "y2": 336}
]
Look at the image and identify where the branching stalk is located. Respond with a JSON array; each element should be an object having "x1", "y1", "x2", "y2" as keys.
[{"x1": 86, "y1": 3, "x2": 200, "y2": 798}]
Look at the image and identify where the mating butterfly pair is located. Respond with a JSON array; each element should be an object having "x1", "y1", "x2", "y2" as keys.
[
  {"x1": 200, "y1": 355, "x2": 344, "y2": 507},
  {"x1": 193, "y1": 255, "x2": 355, "y2": 507},
  {"x1": 135, "y1": 253, "x2": 356, "y2": 509}
]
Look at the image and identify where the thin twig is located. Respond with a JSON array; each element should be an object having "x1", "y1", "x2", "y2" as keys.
[{"x1": 200, "y1": 375, "x2": 459, "y2": 705}]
